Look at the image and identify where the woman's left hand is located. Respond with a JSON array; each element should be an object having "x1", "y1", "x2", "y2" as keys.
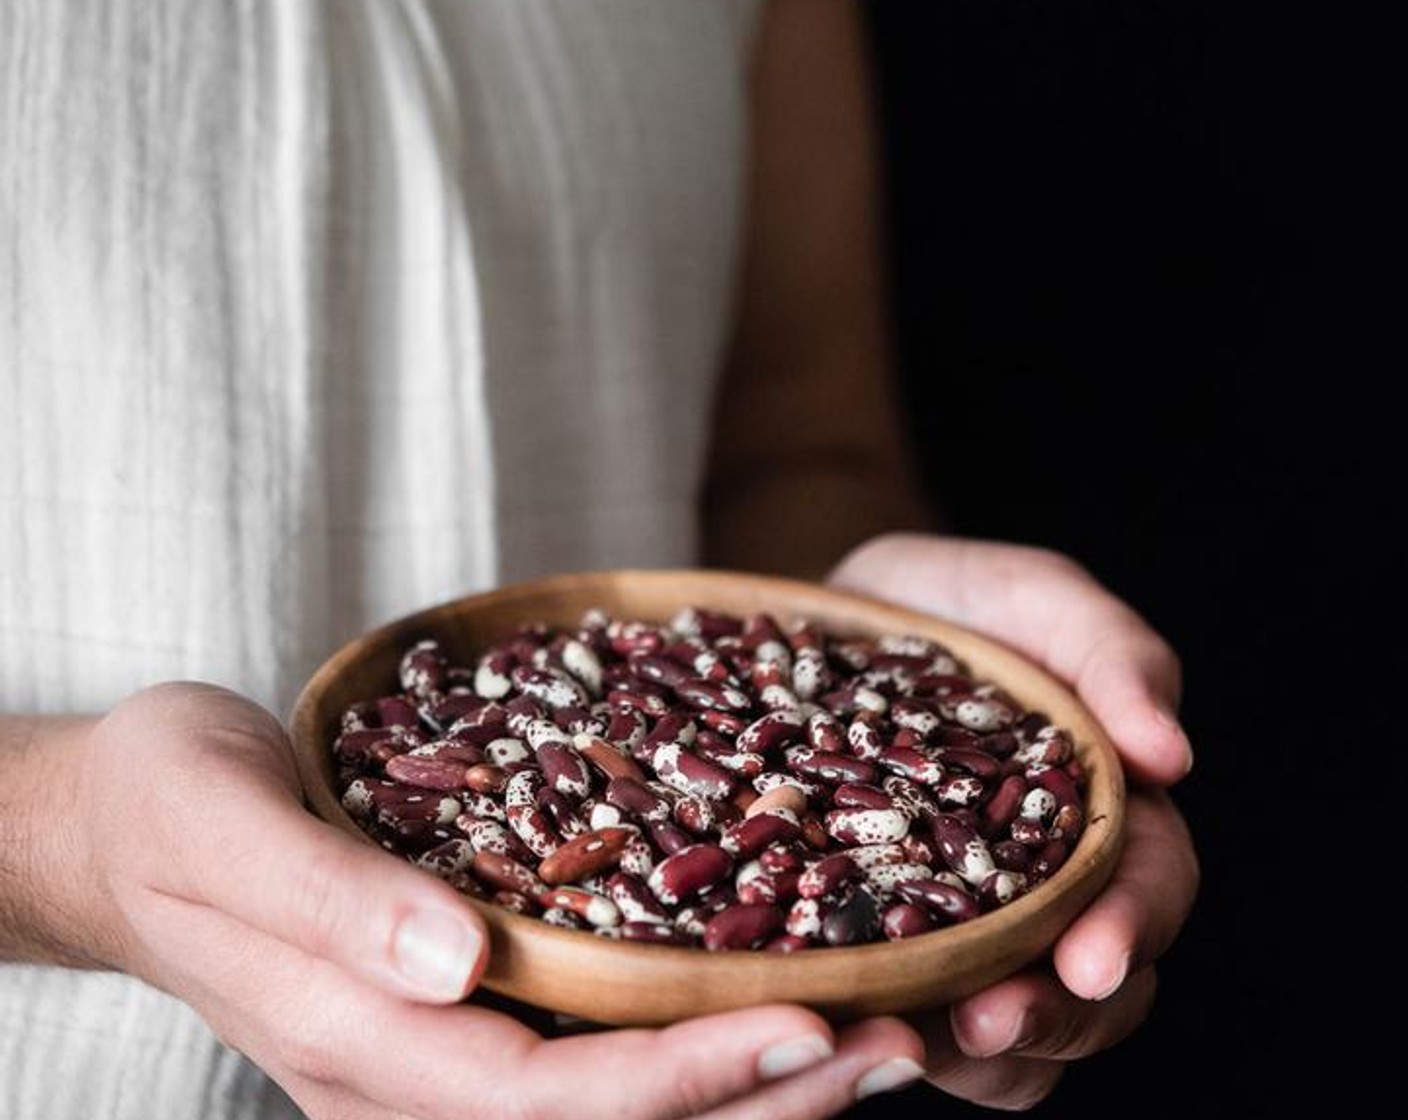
[{"x1": 827, "y1": 532, "x2": 1201, "y2": 1110}]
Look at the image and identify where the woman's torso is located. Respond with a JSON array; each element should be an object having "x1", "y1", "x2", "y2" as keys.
[{"x1": 0, "y1": 2, "x2": 759, "y2": 1115}]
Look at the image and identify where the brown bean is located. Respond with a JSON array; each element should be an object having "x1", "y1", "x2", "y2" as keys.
[
  {"x1": 542, "y1": 886, "x2": 621, "y2": 928},
  {"x1": 471, "y1": 851, "x2": 547, "y2": 899},
  {"x1": 463, "y1": 762, "x2": 509, "y2": 795},
  {"x1": 745, "y1": 784, "x2": 809, "y2": 819},
  {"x1": 538, "y1": 826, "x2": 637, "y2": 886},
  {"x1": 383, "y1": 755, "x2": 468, "y2": 791}
]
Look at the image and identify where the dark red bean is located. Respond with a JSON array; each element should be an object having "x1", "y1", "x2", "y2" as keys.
[
  {"x1": 648, "y1": 843, "x2": 734, "y2": 906},
  {"x1": 895, "y1": 878, "x2": 982, "y2": 925},
  {"x1": 720, "y1": 810, "x2": 802, "y2": 859},
  {"x1": 882, "y1": 901, "x2": 939, "y2": 940},
  {"x1": 821, "y1": 886, "x2": 882, "y2": 946},
  {"x1": 383, "y1": 755, "x2": 467, "y2": 792},
  {"x1": 703, "y1": 904, "x2": 785, "y2": 951},
  {"x1": 786, "y1": 747, "x2": 878, "y2": 786}
]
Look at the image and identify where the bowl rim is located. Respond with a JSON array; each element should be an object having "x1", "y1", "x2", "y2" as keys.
[{"x1": 290, "y1": 567, "x2": 1127, "y2": 1024}]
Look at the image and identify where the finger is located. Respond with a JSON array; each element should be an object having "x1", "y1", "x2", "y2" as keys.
[
  {"x1": 947, "y1": 964, "x2": 1158, "y2": 1063},
  {"x1": 1051, "y1": 789, "x2": 1200, "y2": 1001},
  {"x1": 913, "y1": 1006, "x2": 1067, "y2": 1111},
  {"x1": 1051, "y1": 603, "x2": 1192, "y2": 788},
  {"x1": 141, "y1": 895, "x2": 846, "y2": 1120},
  {"x1": 829, "y1": 534, "x2": 1194, "y2": 784},
  {"x1": 265, "y1": 974, "x2": 852, "y2": 1120},
  {"x1": 495, "y1": 1007, "x2": 844, "y2": 1120},
  {"x1": 689, "y1": 1017, "x2": 929, "y2": 1120}
]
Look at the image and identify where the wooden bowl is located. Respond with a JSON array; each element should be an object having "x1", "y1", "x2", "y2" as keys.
[{"x1": 289, "y1": 568, "x2": 1126, "y2": 1027}]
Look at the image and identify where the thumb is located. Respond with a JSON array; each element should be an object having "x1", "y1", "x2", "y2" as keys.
[
  {"x1": 198, "y1": 788, "x2": 489, "y2": 1003},
  {"x1": 133, "y1": 702, "x2": 492, "y2": 1004}
]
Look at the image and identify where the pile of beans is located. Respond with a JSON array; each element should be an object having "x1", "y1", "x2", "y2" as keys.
[{"x1": 332, "y1": 606, "x2": 1087, "y2": 951}]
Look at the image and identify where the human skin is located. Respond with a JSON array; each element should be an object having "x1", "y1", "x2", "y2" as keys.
[{"x1": 0, "y1": 1, "x2": 1198, "y2": 1117}]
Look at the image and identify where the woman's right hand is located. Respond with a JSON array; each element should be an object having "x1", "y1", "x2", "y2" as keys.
[{"x1": 67, "y1": 681, "x2": 925, "y2": 1120}]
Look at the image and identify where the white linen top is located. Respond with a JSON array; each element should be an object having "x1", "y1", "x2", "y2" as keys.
[{"x1": 0, "y1": 2, "x2": 761, "y2": 1116}]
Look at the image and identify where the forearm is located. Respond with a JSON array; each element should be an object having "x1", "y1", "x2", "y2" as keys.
[
  {"x1": 700, "y1": 0, "x2": 936, "y2": 580},
  {"x1": 700, "y1": 206, "x2": 937, "y2": 578},
  {"x1": 0, "y1": 713, "x2": 111, "y2": 969}
]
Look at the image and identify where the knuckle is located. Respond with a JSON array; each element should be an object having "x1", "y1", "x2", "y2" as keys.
[
  {"x1": 277, "y1": 1002, "x2": 347, "y2": 1086},
  {"x1": 487, "y1": 1039, "x2": 560, "y2": 1120},
  {"x1": 1013, "y1": 544, "x2": 1091, "y2": 586},
  {"x1": 287, "y1": 842, "x2": 361, "y2": 957},
  {"x1": 657, "y1": 1058, "x2": 723, "y2": 1119}
]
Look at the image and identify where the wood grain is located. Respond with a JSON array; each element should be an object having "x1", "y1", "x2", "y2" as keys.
[{"x1": 289, "y1": 568, "x2": 1126, "y2": 1027}]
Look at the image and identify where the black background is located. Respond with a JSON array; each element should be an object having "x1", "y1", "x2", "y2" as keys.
[{"x1": 849, "y1": 3, "x2": 1398, "y2": 1116}]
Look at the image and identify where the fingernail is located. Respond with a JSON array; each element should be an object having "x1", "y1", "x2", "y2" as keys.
[
  {"x1": 758, "y1": 1033, "x2": 834, "y2": 1080},
  {"x1": 1094, "y1": 951, "x2": 1130, "y2": 1001},
  {"x1": 394, "y1": 909, "x2": 481, "y2": 998},
  {"x1": 1155, "y1": 707, "x2": 1195, "y2": 776},
  {"x1": 962, "y1": 1009, "x2": 1033, "y2": 1058},
  {"x1": 855, "y1": 1057, "x2": 925, "y2": 1100}
]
